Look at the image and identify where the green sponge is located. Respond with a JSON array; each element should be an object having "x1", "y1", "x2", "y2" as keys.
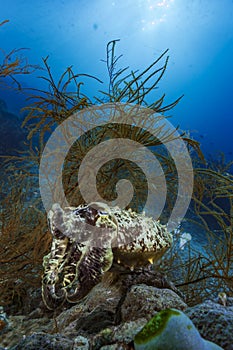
[{"x1": 134, "y1": 308, "x2": 223, "y2": 350}]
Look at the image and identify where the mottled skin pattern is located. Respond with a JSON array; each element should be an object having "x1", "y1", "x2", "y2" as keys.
[{"x1": 42, "y1": 203, "x2": 172, "y2": 310}]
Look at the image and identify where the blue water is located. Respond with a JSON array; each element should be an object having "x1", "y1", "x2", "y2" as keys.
[
  {"x1": 0, "y1": 0, "x2": 233, "y2": 162},
  {"x1": 1, "y1": 2, "x2": 233, "y2": 326}
]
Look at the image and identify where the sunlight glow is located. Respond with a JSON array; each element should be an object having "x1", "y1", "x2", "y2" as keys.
[{"x1": 139, "y1": 0, "x2": 174, "y2": 31}]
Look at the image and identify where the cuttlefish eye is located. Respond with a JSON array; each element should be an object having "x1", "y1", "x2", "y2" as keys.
[
  {"x1": 85, "y1": 206, "x2": 99, "y2": 224},
  {"x1": 74, "y1": 207, "x2": 88, "y2": 218},
  {"x1": 99, "y1": 211, "x2": 108, "y2": 216}
]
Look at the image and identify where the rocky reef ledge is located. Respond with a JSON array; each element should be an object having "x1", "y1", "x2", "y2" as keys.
[{"x1": 0, "y1": 269, "x2": 232, "y2": 349}]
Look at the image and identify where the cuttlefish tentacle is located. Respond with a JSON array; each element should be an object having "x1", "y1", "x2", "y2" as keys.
[{"x1": 66, "y1": 246, "x2": 113, "y2": 303}]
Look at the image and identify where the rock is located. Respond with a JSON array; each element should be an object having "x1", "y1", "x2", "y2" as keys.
[
  {"x1": 0, "y1": 315, "x2": 53, "y2": 349},
  {"x1": 1, "y1": 268, "x2": 188, "y2": 348},
  {"x1": 73, "y1": 335, "x2": 89, "y2": 350},
  {"x1": 10, "y1": 332, "x2": 74, "y2": 350},
  {"x1": 56, "y1": 279, "x2": 123, "y2": 335},
  {"x1": 90, "y1": 327, "x2": 116, "y2": 349},
  {"x1": 55, "y1": 271, "x2": 186, "y2": 337},
  {"x1": 90, "y1": 319, "x2": 147, "y2": 349},
  {"x1": 3, "y1": 266, "x2": 229, "y2": 349},
  {"x1": 121, "y1": 284, "x2": 187, "y2": 322},
  {"x1": 0, "y1": 306, "x2": 10, "y2": 334},
  {"x1": 186, "y1": 299, "x2": 233, "y2": 350},
  {"x1": 113, "y1": 319, "x2": 147, "y2": 343},
  {"x1": 100, "y1": 346, "x2": 120, "y2": 350},
  {"x1": 100, "y1": 344, "x2": 132, "y2": 350},
  {"x1": 134, "y1": 308, "x2": 223, "y2": 350}
]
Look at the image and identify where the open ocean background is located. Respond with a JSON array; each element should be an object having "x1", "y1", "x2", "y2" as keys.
[{"x1": 0, "y1": 0, "x2": 233, "y2": 164}]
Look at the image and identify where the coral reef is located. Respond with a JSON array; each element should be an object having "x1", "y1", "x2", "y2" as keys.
[
  {"x1": 0, "y1": 29, "x2": 232, "y2": 350},
  {"x1": 1, "y1": 282, "x2": 232, "y2": 349},
  {"x1": 0, "y1": 272, "x2": 186, "y2": 348}
]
